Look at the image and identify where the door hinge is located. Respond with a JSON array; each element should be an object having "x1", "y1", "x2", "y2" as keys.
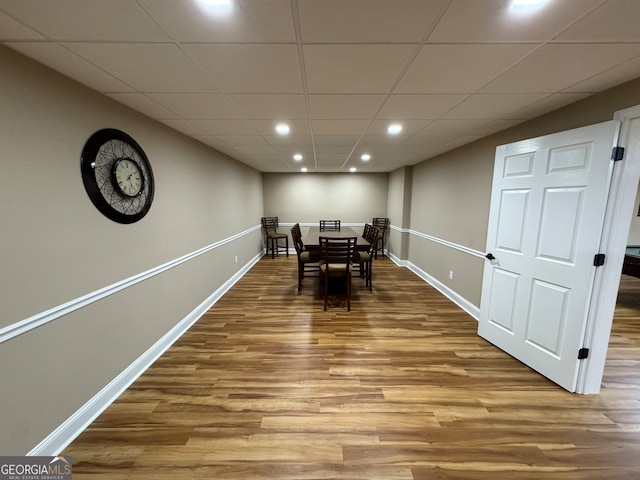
[
  {"x1": 593, "y1": 253, "x2": 606, "y2": 267},
  {"x1": 578, "y1": 348, "x2": 589, "y2": 360},
  {"x1": 612, "y1": 146, "x2": 625, "y2": 161}
]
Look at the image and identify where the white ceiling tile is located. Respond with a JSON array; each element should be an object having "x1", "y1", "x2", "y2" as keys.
[
  {"x1": 0, "y1": 11, "x2": 43, "y2": 39},
  {"x1": 182, "y1": 44, "x2": 303, "y2": 94},
  {"x1": 312, "y1": 136, "x2": 361, "y2": 146},
  {"x1": 227, "y1": 94, "x2": 308, "y2": 120},
  {"x1": 0, "y1": 0, "x2": 169, "y2": 41},
  {"x1": 271, "y1": 146, "x2": 314, "y2": 157},
  {"x1": 6, "y1": 42, "x2": 133, "y2": 92},
  {"x1": 139, "y1": 0, "x2": 295, "y2": 42},
  {"x1": 428, "y1": 0, "x2": 603, "y2": 42},
  {"x1": 191, "y1": 119, "x2": 259, "y2": 136},
  {"x1": 146, "y1": 93, "x2": 242, "y2": 119},
  {"x1": 107, "y1": 93, "x2": 179, "y2": 119},
  {"x1": 404, "y1": 119, "x2": 487, "y2": 145},
  {"x1": 468, "y1": 119, "x2": 526, "y2": 136},
  {"x1": 377, "y1": 94, "x2": 469, "y2": 119},
  {"x1": 309, "y1": 95, "x2": 386, "y2": 120},
  {"x1": 363, "y1": 145, "x2": 432, "y2": 157},
  {"x1": 365, "y1": 119, "x2": 434, "y2": 136},
  {"x1": 214, "y1": 136, "x2": 270, "y2": 147},
  {"x1": 564, "y1": 56, "x2": 640, "y2": 93},
  {"x1": 263, "y1": 135, "x2": 314, "y2": 147},
  {"x1": 63, "y1": 43, "x2": 216, "y2": 92},
  {"x1": 160, "y1": 119, "x2": 208, "y2": 136},
  {"x1": 395, "y1": 44, "x2": 536, "y2": 93},
  {"x1": 445, "y1": 134, "x2": 484, "y2": 150},
  {"x1": 315, "y1": 153, "x2": 348, "y2": 163},
  {"x1": 192, "y1": 135, "x2": 230, "y2": 150},
  {"x1": 443, "y1": 93, "x2": 549, "y2": 119},
  {"x1": 304, "y1": 44, "x2": 416, "y2": 94},
  {"x1": 311, "y1": 120, "x2": 370, "y2": 136},
  {"x1": 250, "y1": 119, "x2": 310, "y2": 136},
  {"x1": 505, "y1": 93, "x2": 590, "y2": 120},
  {"x1": 234, "y1": 145, "x2": 277, "y2": 154},
  {"x1": 481, "y1": 43, "x2": 640, "y2": 93},
  {"x1": 356, "y1": 136, "x2": 412, "y2": 147},
  {"x1": 556, "y1": 0, "x2": 640, "y2": 42},
  {"x1": 298, "y1": 0, "x2": 449, "y2": 43}
]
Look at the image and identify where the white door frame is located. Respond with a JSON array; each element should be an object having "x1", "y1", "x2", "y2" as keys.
[{"x1": 577, "y1": 105, "x2": 640, "y2": 394}]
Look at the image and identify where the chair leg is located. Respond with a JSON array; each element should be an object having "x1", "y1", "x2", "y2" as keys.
[
  {"x1": 285, "y1": 237, "x2": 289, "y2": 257},
  {"x1": 323, "y1": 273, "x2": 329, "y2": 311},
  {"x1": 346, "y1": 273, "x2": 351, "y2": 311},
  {"x1": 297, "y1": 261, "x2": 303, "y2": 292}
]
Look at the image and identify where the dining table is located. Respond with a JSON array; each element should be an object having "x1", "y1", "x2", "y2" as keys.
[
  {"x1": 301, "y1": 226, "x2": 370, "y2": 254},
  {"x1": 301, "y1": 226, "x2": 372, "y2": 297}
]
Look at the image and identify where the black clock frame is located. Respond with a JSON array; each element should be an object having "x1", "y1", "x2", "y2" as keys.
[{"x1": 80, "y1": 128, "x2": 154, "y2": 224}]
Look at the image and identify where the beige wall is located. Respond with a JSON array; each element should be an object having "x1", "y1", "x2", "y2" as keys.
[
  {"x1": 262, "y1": 172, "x2": 388, "y2": 225},
  {"x1": 387, "y1": 167, "x2": 412, "y2": 258},
  {"x1": 0, "y1": 45, "x2": 263, "y2": 454},
  {"x1": 405, "y1": 76, "x2": 640, "y2": 308}
]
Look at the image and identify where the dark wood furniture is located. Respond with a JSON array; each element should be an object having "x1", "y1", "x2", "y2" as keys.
[
  {"x1": 356, "y1": 226, "x2": 380, "y2": 291},
  {"x1": 372, "y1": 217, "x2": 389, "y2": 258},
  {"x1": 261, "y1": 216, "x2": 288, "y2": 259},
  {"x1": 319, "y1": 220, "x2": 341, "y2": 231},
  {"x1": 302, "y1": 226, "x2": 370, "y2": 254},
  {"x1": 291, "y1": 223, "x2": 320, "y2": 292},
  {"x1": 319, "y1": 236, "x2": 357, "y2": 311},
  {"x1": 623, "y1": 246, "x2": 640, "y2": 278}
]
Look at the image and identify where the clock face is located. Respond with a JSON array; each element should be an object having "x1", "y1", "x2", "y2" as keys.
[
  {"x1": 81, "y1": 129, "x2": 154, "y2": 224},
  {"x1": 113, "y1": 158, "x2": 144, "y2": 197}
]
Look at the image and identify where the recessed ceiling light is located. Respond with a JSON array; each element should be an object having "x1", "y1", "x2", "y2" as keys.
[
  {"x1": 301, "y1": 167, "x2": 308, "y2": 173},
  {"x1": 350, "y1": 167, "x2": 357, "y2": 173},
  {"x1": 361, "y1": 154, "x2": 371, "y2": 161},
  {"x1": 511, "y1": 0, "x2": 545, "y2": 5},
  {"x1": 388, "y1": 124, "x2": 402, "y2": 135},
  {"x1": 275, "y1": 123, "x2": 290, "y2": 135},
  {"x1": 509, "y1": 0, "x2": 547, "y2": 8},
  {"x1": 196, "y1": 0, "x2": 233, "y2": 14},
  {"x1": 293, "y1": 153, "x2": 303, "y2": 161}
]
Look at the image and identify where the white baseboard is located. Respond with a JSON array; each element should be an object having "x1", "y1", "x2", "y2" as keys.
[
  {"x1": 28, "y1": 252, "x2": 263, "y2": 456},
  {"x1": 387, "y1": 251, "x2": 479, "y2": 321}
]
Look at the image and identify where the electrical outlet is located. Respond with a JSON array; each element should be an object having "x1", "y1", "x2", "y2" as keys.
[
  {"x1": 235, "y1": 255, "x2": 238, "y2": 264},
  {"x1": 449, "y1": 270, "x2": 454, "y2": 280}
]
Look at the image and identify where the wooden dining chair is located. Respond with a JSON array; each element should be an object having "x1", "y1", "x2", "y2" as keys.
[
  {"x1": 319, "y1": 236, "x2": 357, "y2": 311},
  {"x1": 355, "y1": 227, "x2": 380, "y2": 291},
  {"x1": 291, "y1": 224, "x2": 319, "y2": 292},
  {"x1": 362, "y1": 223, "x2": 372, "y2": 241},
  {"x1": 261, "y1": 216, "x2": 288, "y2": 259},
  {"x1": 319, "y1": 219, "x2": 341, "y2": 231},
  {"x1": 372, "y1": 217, "x2": 389, "y2": 258}
]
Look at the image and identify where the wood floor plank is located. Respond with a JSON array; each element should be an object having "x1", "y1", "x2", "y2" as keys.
[{"x1": 63, "y1": 258, "x2": 640, "y2": 479}]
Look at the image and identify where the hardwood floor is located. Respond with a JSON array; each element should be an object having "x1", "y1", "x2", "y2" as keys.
[{"x1": 63, "y1": 256, "x2": 640, "y2": 479}]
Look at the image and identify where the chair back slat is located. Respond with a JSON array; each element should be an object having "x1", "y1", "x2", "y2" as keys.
[
  {"x1": 367, "y1": 227, "x2": 380, "y2": 254},
  {"x1": 291, "y1": 224, "x2": 304, "y2": 254},
  {"x1": 320, "y1": 236, "x2": 357, "y2": 264},
  {"x1": 319, "y1": 219, "x2": 341, "y2": 231},
  {"x1": 372, "y1": 217, "x2": 389, "y2": 258},
  {"x1": 372, "y1": 217, "x2": 389, "y2": 231}
]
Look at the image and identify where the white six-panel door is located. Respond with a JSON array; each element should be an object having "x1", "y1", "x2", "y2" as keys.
[{"x1": 478, "y1": 121, "x2": 619, "y2": 392}]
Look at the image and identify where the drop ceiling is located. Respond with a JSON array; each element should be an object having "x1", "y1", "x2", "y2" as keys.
[{"x1": 1, "y1": 0, "x2": 640, "y2": 172}]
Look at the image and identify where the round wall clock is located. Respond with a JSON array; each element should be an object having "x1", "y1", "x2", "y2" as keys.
[{"x1": 80, "y1": 128, "x2": 154, "y2": 224}]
